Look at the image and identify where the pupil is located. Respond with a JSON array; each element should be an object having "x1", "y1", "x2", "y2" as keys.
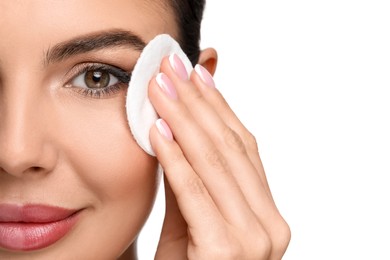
[
  {"x1": 92, "y1": 72, "x2": 102, "y2": 82},
  {"x1": 85, "y1": 70, "x2": 110, "y2": 88}
]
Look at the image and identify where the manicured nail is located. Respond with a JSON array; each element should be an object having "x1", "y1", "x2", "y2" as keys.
[
  {"x1": 195, "y1": 64, "x2": 215, "y2": 88},
  {"x1": 156, "y1": 73, "x2": 177, "y2": 99},
  {"x1": 169, "y1": 53, "x2": 188, "y2": 80},
  {"x1": 156, "y1": 119, "x2": 173, "y2": 141}
]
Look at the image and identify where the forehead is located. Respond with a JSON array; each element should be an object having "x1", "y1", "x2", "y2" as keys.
[{"x1": 0, "y1": 0, "x2": 177, "y2": 56}]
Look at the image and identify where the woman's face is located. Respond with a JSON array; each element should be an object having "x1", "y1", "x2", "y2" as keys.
[{"x1": 0, "y1": 0, "x2": 176, "y2": 258}]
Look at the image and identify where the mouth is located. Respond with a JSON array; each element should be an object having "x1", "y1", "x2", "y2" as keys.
[{"x1": 0, "y1": 204, "x2": 82, "y2": 251}]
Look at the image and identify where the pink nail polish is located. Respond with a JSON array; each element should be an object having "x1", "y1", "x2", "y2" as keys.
[
  {"x1": 156, "y1": 119, "x2": 173, "y2": 141},
  {"x1": 195, "y1": 64, "x2": 215, "y2": 88},
  {"x1": 156, "y1": 73, "x2": 177, "y2": 99},
  {"x1": 169, "y1": 53, "x2": 188, "y2": 80}
]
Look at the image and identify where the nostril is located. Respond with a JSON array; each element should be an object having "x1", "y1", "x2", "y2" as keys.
[
  {"x1": 23, "y1": 166, "x2": 47, "y2": 175},
  {"x1": 0, "y1": 166, "x2": 43, "y2": 175},
  {"x1": 31, "y1": 166, "x2": 42, "y2": 172}
]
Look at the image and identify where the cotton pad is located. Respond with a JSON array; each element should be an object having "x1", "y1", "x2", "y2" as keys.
[{"x1": 126, "y1": 34, "x2": 193, "y2": 156}]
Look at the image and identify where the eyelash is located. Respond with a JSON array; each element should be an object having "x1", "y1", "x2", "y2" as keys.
[{"x1": 66, "y1": 63, "x2": 131, "y2": 99}]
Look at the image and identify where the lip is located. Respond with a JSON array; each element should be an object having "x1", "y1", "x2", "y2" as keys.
[{"x1": 0, "y1": 204, "x2": 81, "y2": 251}]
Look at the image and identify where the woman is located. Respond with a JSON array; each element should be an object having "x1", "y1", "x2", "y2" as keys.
[{"x1": 0, "y1": 0, "x2": 290, "y2": 259}]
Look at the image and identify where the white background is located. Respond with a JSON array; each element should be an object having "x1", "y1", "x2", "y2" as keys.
[{"x1": 138, "y1": 1, "x2": 390, "y2": 259}]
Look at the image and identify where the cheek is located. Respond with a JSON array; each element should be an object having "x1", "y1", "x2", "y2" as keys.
[
  {"x1": 54, "y1": 92, "x2": 159, "y2": 203},
  {"x1": 51, "y1": 93, "x2": 160, "y2": 252},
  {"x1": 68, "y1": 127, "x2": 158, "y2": 203}
]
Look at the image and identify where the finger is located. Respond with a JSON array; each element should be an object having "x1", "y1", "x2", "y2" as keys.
[
  {"x1": 149, "y1": 72, "x2": 257, "y2": 226},
  {"x1": 156, "y1": 57, "x2": 277, "y2": 219},
  {"x1": 158, "y1": 56, "x2": 268, "y2": 199},
  {"x1": 191, "y1": 65, "x2": 292, "y2": 256},
  {"x1": 149, "y1": 120, "x2": 224, "y2": 235},
  {"x1": 155, "y1": 58, "x2": 290, "y2": 254},
  {"x1": 192, "y1": 65, "x2": 273, "y2": 198}
]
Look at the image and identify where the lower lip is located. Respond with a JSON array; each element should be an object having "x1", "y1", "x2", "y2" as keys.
[{"x1": 0, "y1": 212, "x2": 80, "y2": 251}]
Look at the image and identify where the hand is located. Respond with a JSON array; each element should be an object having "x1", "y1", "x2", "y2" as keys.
[{"x1": 149, "y1": 54, "x2": 290, "y2": 260}]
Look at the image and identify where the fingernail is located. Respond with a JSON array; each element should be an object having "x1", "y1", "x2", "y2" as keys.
[
  {"x1": 169, "y1": 53, "x2": 188, "y2": 80},
  {"x1": 156, "y1": 73, "x2": 177, "y2": 99},
  {"x1": 195, "y1": 64, "x2": 215, "y2": 88},
  {"x1": 156, "y1": 119, "x2": 173, "y2": 141}
]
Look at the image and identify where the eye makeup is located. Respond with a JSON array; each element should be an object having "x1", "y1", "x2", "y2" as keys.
[{"x1": 64, "y1": 63, "x2": 132, "y2": 99}]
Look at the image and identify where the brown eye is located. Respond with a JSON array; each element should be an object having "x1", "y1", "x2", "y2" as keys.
[
  {"x1": 84, "y1": 70, "x2": 110, "y2": 89},
  {"x1": 70, "y1": 67, "x2": 120, "y2": 91},
  {"x1": 68, "y1": 64, "x2": 131, "y2": 99}
]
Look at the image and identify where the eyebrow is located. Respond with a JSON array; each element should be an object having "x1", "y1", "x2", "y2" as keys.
[{"x1": 44, "y1": 29, "x2": 146, "y2": 65}]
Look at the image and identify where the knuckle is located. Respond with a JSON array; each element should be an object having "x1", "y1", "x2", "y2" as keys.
[
  {"x1": 167, "y1": 149, "x2": 184, "y2": 165},
  {"x1": 222, "y1": 127, "x2": 246, "y2": 154},
  {"x1": 185, "y1": 175, "x2": 206, "y2": 196},
  {"x1": 272, "y1": 219, "x2": 292, "y2": 254},
  {"x1": 244, "y1": 131, "x2": 259, "y2": 152},
  {"x1": 185, "y1": 84, "x2": 204, "y2": 103},
  {"x1": 244, "y1": 221, "x2": 272, "y2": 259},
  {"x1": 204, "y1": 148, "x2": 229, "y2": 172},
  {"x1": 162, "y1": 149, "x2": 185, "y2": 173},
  {"x1": 250, "y1": 216, "x2": 291, "y2": 258},
  {"x1": 253, "y1": 233, "x2": 272, "y2": 259}
]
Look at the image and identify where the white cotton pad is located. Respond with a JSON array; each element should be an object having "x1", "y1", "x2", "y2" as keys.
[{"x1": 126, "y1": 34, "x2": 193, "y2": 156}]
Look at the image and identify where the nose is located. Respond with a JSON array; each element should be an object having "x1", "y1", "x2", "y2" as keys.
[{"x1": 0, "y1": 82, "x2": 57, "y2": 178}]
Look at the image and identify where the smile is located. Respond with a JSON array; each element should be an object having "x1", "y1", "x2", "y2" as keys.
[{"x1": 0, "y1": 204, "x2": 81, "y2": 251}]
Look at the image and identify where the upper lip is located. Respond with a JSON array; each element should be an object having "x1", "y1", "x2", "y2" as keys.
[{"x1": 0, "y1": 204, "x2": 78, "y2": 223}]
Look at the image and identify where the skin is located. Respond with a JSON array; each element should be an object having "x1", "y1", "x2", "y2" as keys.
[{"x1": 0, "y1": 0, "x2": 290, "y2": 259}]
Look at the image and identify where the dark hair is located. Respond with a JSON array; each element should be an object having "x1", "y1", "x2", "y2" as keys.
[{"x1": 169, "y1": 0, "x2": 206, "y2": 66}]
